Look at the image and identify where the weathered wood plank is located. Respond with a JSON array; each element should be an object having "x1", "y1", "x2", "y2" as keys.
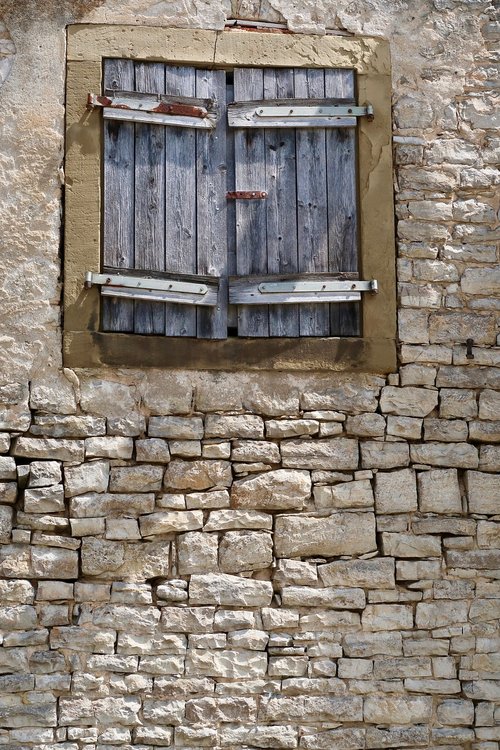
[
  {"x1": 228, "y1": 97, "x2": 357, "y2": 128},
  {"x1": 294, "y1": 68, "x2": 330, "y2": 336},
  {"x1": 325, "y1": 68, "x2": 360, "y2": 336},
  {"x1": 164, "y1": 65, "x2": 197, "y2": 336},
  {"x1": 264, "y1": 68, "x2": 299, "y2": 337},
  {"x1": 196, "y1": 69, "x2": 228, "y2": 339},
  {"x1": 234, "y1": 68, "x2": 269, "y2": 337},
  {"x1": 134, "y1": 62, "x2": 166, "y2": 334},
  {"x1": 226, "y1": 78, "x2": 238, "y2": 332},
  {"x1": 102, "y1": 59, "x2": 135, "y2": 332},
  {"x1": 229, "y1": 273, "x2": 362, "y2": 304}
]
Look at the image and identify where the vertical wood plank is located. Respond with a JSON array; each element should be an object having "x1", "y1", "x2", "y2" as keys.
[
  {"x1": 226, "y1": 77, "x2": 238, "y2": 332},
  {"x1": 102, "y1": 59, "x2": 135, "y2": 332},
  {"x1": 134, "y1": 62, "x2": 166, "y2": 334},
  {"x1": 294, "y1": 68, "x2": 330, "y2": 337},
  {"x1": 264, "y1": 68, "x2": 299, "y2": 337},
  {"x1": 234, "y1": 68, "x2": 269, "y2": 337},
  {"x1": 164, "y1": 66, "x2": 197, "y2": 336},
  {"x1": 196, "y1": 69, "x2": 228, "y2": 339},
  {"x1": 325, "y1": 68, "x2": 360, "y2": 336}
]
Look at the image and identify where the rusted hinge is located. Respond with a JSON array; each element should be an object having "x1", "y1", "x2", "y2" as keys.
[
  {"x1": 87, "y1": 90, "x2": 217, "y2": 129},
  {"x1": 226, "y1": 191, "x2": 268, "y2": 199}
]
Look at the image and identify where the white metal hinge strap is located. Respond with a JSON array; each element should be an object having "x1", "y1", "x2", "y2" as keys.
[
  {"x1": 228, "y1": 100, "x2": 373, "y2": 128},
  {"x1": 87, "y1": 91, "x2": 218, "y2": 129},
  {"x1": 260, "y1": 280, "x2": 378, "y2": 293},
  {"x1": 85, "y1": 272, "x2": 218, "y2": 307},
  {"x1": 229, "y1": 279, "x2": 377, "y2": 305}
]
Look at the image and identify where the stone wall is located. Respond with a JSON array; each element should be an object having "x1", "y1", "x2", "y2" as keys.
[{"x1": 0, "y1": 0, "x2": 499, "y2": 748}]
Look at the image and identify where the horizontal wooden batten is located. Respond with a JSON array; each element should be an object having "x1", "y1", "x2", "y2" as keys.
[
  {"x1": 86, "y1": 270, "x2": 219, "y2": 306},
  {"x1": 228, "y1": 98, "x2": 372, "y2": 128},
  {"x1": 88, "y1": 90, "x2": 218, "y2": 128},
  {"x1": 229, "y1": 274, "x2": 377, "y2": 304}
]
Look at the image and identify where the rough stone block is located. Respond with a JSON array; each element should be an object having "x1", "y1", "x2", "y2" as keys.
[
  {"x1": 439, "y1": 388, "x2": 478, "y2": 418},
  {"x1": 382, "y1": 532, "x2": 441, "y2": 558},
  {"x1": 479, "y1": 389, "x2": 500, "y2": 420},
  {"x1": 345, "y1": 413, "x2": 385, "y2": 437},
  {"x1": 81, "y1": 538, "x2": 169, "y2": 580},
  {"x1": 149, "y1": 416, "x2": 204, "y2": 439},
  {"x1": 135, "y1": 438, "x2": 171, "y2": 464},
  {"x1": 71, "y1": 493, "x2": 155, "y2": 518},
  {"x1": 109, "y1": 465, "x2": 164, "y2": 493},
  {"x1": 85, "y1": 437, "x2": 133, "y2": 459},
  {"x1": 0, "y1": 505, "x2": 13, "y2": 541},
  {"x1": 300, "y1": 727, "x2": 365, "y2": 750},
  {"x1": 410, "y1": 442, "x2": 478, "y2": 468},
  {"x1": 189, "y1": 573, "x2": 273, "y2": 607},
  {"x1": 30, "y1": 547, "x2": 78, "y2": 579},
  {"x1": 0, "y1": 482, "x2": 17, "y2": 504},
  {"x1": 281, "y1": 438, "x2": 359, "y2": 470},
  {"x1": 361, "y1": 441, "x2": 410, "y2": 469},
  {"x1": 365, "y1": 725, "x2": 429, "y2": 748},
  {"x1": 0, "y1": 456, "x2": 16, "y2": 480},
  {"x1": 362, "y1": 604, "x2": 413, "y2": 631},
  {"x1": 424, "y1": 417, "x2": 468, "y2": 442},
  {"x1": 380, "y1": 386, "x2": 438, "y2": 417},
  {"x1": 416, "y1": 601, "x2": 469, "y2": 629},
  {"x1": 64, "y1": 461, "x2": 109, "y2": 497},
  {"x1": 364, "y1": 694, "x2": 432, "y2": 723},
  {"x1": 314, "y1": 479, "x2": 373, "y2": 509},
  {"x1": 204, "y1": 510, "x2": 273, "y2": 531},
  {"x1": 232, "y1": 469, "x2": 311, "y2": 510},
  {"x1": 160, "y1": 607, "x2": 214, "y2": 634},
  {"x1": 375, "y1": 468, "x2": 417, "y2": 513},
  {"x1": 13, "y1": 438, "x2": 84, "y2": 463},
  {"x1": 319, "y1": 558, "x2": 395, "y2": 589},
  {"x1": 265, "y1": 419, "x2": 319, "y2": 438},
  {"x1": 219, "y1": 530, "x2": 272, "y2": 573},
  {"x1": 205, "y1": 414, "x2": 264, "y2": 439},
  {"x1": 186, "y1": 649, "x2": 267, "y2": 678},
  {"x1": 300, "y1": 379, "x2": 382, "y2": 414},
  {"x1": 24, "y1": 486, "x2": 65, "y2": 513},
  {"x1": 275, "y1": 512, "x2": 376, "y2": 558},
  {"x1": 281, "y1": 586, "x2": 365, "y2": 609},
  {"x1": 258, "y1": 695, "x2": 363, "y2": 723},
  {"x1": 186, "y1": 489, "x2": 229, "y2": 509},
  {"x1": 30, "y1": 415, "x2": 106, "y2": 438},
  {"x1": 418, "y1": 468, "x2": 462, "y2": 513},
  {"x1": 231, "y1": 439, "x2": 281, "y2": 463},
  {"x1": 139, "y1": 511, "x2": 203, "y2": 536},
  {"x1": 164, "y1": 459, "x2": 232, "y2": 490},
  {"x1": 177, "y1": 531, "x2": 218, "y2": 575},
  {"x1": 466, "y1": 471, "x2": 499, "y2": 513}
]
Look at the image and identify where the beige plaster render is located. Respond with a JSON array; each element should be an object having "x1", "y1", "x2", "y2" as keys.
[{"x1": 64, "y1": 25, "x2": 396, "y2": 372}]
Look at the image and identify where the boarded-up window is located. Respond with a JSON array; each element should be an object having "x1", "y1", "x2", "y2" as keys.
[{"x1": 100, "y1": 61, "x2": 362, "y2": 339}]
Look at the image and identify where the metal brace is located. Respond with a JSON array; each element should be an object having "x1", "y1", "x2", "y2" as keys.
[
  {"x1": 85, "y1": 271, "x2": 218, "y2": 307},
  {"x1": 256, "y1": 104, "x2": 374, "y2": 119}
]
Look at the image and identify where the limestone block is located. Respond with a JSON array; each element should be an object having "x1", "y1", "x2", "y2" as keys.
[
  {"x1": 364, "y1": 693, "x2": 432, "y2": 723},
  {"x1": 31, "y1": 547, "x2": 78, "y2": 579},
  {"x1": 314, "y1": 479, "x2": 373, "y2": 509},
  {"x1": 319, "y1": 558, "x2": 395, "y2": 589},
  {"x1": 462, "y1": 267, "x2": 500, "y2": 295},
  {"x1": 301, "y1": 379, "x2": 382, "y2": 414},
  {"x1": 424, "y1": 418, "x2": 468, "y2": 442},
  {"x1": 262, "y1": 608, "x2": 300, "y2": 631},
  {"x1": 418, "y1": 468, "x2": 462, "y2": 513},
  {"x1": 375, "y1": 468, "x2": 417, "y2": 514},
  {"x1": 0, "y1": 703, "x2": 57, "y2": 729},
  {"x1": 436, "y1": 699, "x2": 474, "y2": 725},
  {"x1": 71, "y1": 493, "x2": 155, "y2": 518},
  {"x1": 405, "y1": 677, "x2": 461, "y2": 693},
  {"x1": 429, "y1": 312, "x2": 496, "y2": 345},
  {"x1": 466, "y1": 471, "x2": 499, "y2": 514},
  {"x1": 28, "y1": 461, "x2": 62, "y2": 488},
  {"x1": 164, "y1": 459, "x2": 232, "y2": 490},
  {"x1": 149, "y1": 416, "x2": 203, "y2": 439},
  {"x1": 155, "y1": 580, "x2": 187, "y2": 603},
  {"x1": 108, "y1": 414, "x2": 146, "y2": 437},
  {"x1": 228, "y1": 629, "x2": 268, "y2": 651},
  {"x1": 398, "y1": 309, "x2": 430, "y2": 344},
  {"x1": 300, "y1": 727, "x2": 365, "y2": 750},
  {"x1": 135, "y1": 438, "x2": 171, "y2": 464},
  {"x1": 281, "y1": 586, "x2": 365, "y2": 609},
  {"x1": 0, "y1": 580, "x2": 34, "y2": 603},
  {"x1": 0, "y1": 403, "x2": 31, "y2": 432},
  {"x1": 91, "y1": 604, "x2": 160, "y2": 634},
  {"x1": 81, "y1": 538, "x2": 169, "y2": 580},
  {"x1": 220, "y1": 724, "x2": 298, "y2": 748},
  {"x1": 139, "y1": 511, "x2": 203, "y2": 536},
  {"x1": 140, "y1": 372, "x2": 193, "y2": 415},
  {"x1": 380, "y1": 386, "x2": 438, "y2": 417},
  {"x1": 13, "y1": 438, "x2": 84, "y2": 463},
  {"x1": 79, "y1": 378, "x2": 137, "y2": 418},
  {"x1": 480, "y1": 445, "x2": 500, "y2": 471},
  {"x1": 157, "y1": 493, "x2": 185, "y2": 510},
  {"x1": 0, "y1": 482, "x2": 16, "y2": 504},
  {"x1": 396, "y1": 560, "x2": 441, "y2": 580},
  {"x1": 30, "y1": 374, "x2": 77, "y2": 414},
  {"x1": 345, "y1": 414, "x2": 385, "y2": 437},
  {"x1": 416, "y1": 601, "x2": 469, "y2": 629},
  {"x1": 319, "y1": 422, "x2": 343, "y2": 437},
  {"x1": 160, "y1": 607, "x2": 214, "y2": 634},
  {"x1": 0, "y1": 505, "x2": 13, "y2": 541},
  {"x1": 232, "y1": 469, "x2": 311, "y2": 510},
  {"x1": 117, "y1": 631, "x2": 186, "y2": 654},
  {"x1": 169, "y1": 440, "x2": 202, "y2": 458},
  {"x1": 205, "y1": 414, "x2": 264, "y2": 439},
  {"x1": 366, "y1": 725, "x2": 429, "y2": 748},
  {"x1": 231, "y1": 440, "x2": 281, "y2": 463},
  {"x1": 0, "y1": 604, "x2": 36, "y2": 630},
  {"x1": 134, "y1": 727, "x2": 173, "y2": 745},
  {"x1": 138, "y1": 654, "x2": 184, "y2": 674},
  {"x1": 275, "y1": 512, "x2": 376, "y2": 558},
  {"x1": 70, "y1": 517, "x2": 105, "y2": 537},
  {"x1": 281, "y1": 438, "x2": 358, "y2": 470},
  {"x1": 109, "y1": 465, "x2": 164, "y2": 493},
  {"x1": 447, "y1": 549, "x2": 500, "y2": 569},
  {"x1": 382, "y1": 533, "x2": 441, "y2": 558},
  {"x1": 361, "y1": 441, "x2": 410, "y2": 469},
  {"x1": 274, "y1": 559, "x2": 318, "y2": 586},
  {"x1": 410, "y1": 442, "x2": 478, "y2": 468},
  {"x1": 214, "y1": 610, "x2": 257, "y2": 632},
  {"x1": 24, "y1": 486, "x2": 64, "y2": 513},
  {"x1": 64, "y1": 461, "x2": 109, "y2": 497},
  {"x1": 477, "y1": 521, "x2": 500, "y2": 549},
  {"x1": 265, "y1": 419, "x2": 319, "y2": 438},
  {"x1": 189, "y1": 573, "x2": 272, "y2": 607},
  {"x1": 469, "y1": 420, "x2": 500, "y2": 442},
  {"x1": 362, "y1": 604, "x2": 413, "y2": 631},
  {"x1": 174, "y1": 725, "x2": 217, "y2": 746},
  {"x1": 258, "y1": 695, "x2": 363, "y2": 723},
  {"x1": 437, "y1": 366, "x2": 500, "y2": 390},
  {"x1": 203, "y1": 441, "x2": 231, "y2": 459},
  {"x1": 85, "y1": 437, "x2": 133, "y2": 459},
  {"x1": 463, "y1": 680, "x2": 500, "y2": 701},
  {"x1": 106, "y1": 518, "x2": 141, "y2": 541},
  {"x1": 177, "y1": 531, "x2": 218, "y2": 575},
  {"x1": 219, "y1": 530, "x2": 273, "y2": 573},
  {"x1": 479, "y1": 389, "x2": 500, "y2": 421},
  {"x1": 186, "y1": 489, "x2": 230, "y2": 509},
  {"x1": 31, "y1": 415, "x2": 106, "y2": 438},
  {"x1": 204, "y1": 510, "x2": 273, "y2": 531},
  {"x1": 186, "y1": 649, "x2": 267, "y2": 678},
  {"x1": 373, "y1": 656, "x2": 431, "y2": 679},
  {"x1": 0, "y1": 456, "x2": 16, "y2": 480}
]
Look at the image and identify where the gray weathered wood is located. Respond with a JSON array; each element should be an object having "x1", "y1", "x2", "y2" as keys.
[
  {"x1": 134, "y1": 62, "x2": 166, "y2": 334},
  {"x1": 102, "y1": 59, "x2": 135, "y2": 332},
  {"x1": 228, "y1": 97, "x2": 357, "y2": 128},
  {"x1": 325, "y1": 68, "x2": 360, "y2": 336},
  {"x1": 234, "y1": 68, "x2": 269, "y2": 337},
  {"x1": 164, "y1": 66, "x2": 197, "y2": 336},
  {"x1": 229, "y1": 273, "x2": 362, "y2": 304},
  {"x1": 264, "y1": 68, "x2": 299, "y2": 337},
  {"x1": 226, "y1": 79, "x2": 238, "y2": 332},
  {"x1": 196, "y1": 69, "x2": 228, "y2": 339},
  {"x1": 294, "y1": 68, "x2": 330, "y2": 336}
]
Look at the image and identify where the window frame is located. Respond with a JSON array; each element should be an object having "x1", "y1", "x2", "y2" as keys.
[{"x1": 64, "y1": 24, "x2": 396, "y2": 372}]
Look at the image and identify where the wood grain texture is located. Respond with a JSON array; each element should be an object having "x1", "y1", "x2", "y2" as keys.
[
  {"x1": 196, "y1": 69, "x2": 228, "y2": 339},
  {"x1": 325, "y1": 68, "x2": 360, "y2": 336},
  {"x1": 234, "y1": 68, "x2": 269, "y2": 337},
  {"x1": 102, "y1": 59, "x2": 135, "y2": 332},
  {"x1": 294, "y1": 68, "x2": 330, "y2": 336},
  {"x1": 164, "y1": 65, "x2": 197, "y2": 336}
]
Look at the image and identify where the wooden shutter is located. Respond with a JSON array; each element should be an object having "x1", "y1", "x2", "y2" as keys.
[
  {"x1": 229, "y1": 67, "x2": 360, "y2": 338},
  {"x1": 102, "y1": 60, "x2": 227, "y2": 339}
]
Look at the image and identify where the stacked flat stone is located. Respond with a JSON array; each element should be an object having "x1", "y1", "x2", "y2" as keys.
[{"x1": 0, "y1": 369, "x2": 498, "y2": 749}]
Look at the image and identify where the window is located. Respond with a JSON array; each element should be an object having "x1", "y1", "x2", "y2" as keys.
[{"x1": 64, "y1": 25, "x2": 395, "y2": 371}]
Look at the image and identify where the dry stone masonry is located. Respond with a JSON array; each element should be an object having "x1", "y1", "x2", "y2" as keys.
[{"x1": 0, "y1": 0, "x2": 499, "y2": 748}]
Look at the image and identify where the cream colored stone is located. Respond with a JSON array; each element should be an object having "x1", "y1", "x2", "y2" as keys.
[
  {"x1": 418, "y1": 468, "x2": 462, "y2": 513},
  {"x1": 375, "y1": 468, "x2": 417, "y2": 514},
  {"x1": 232, "y1": 469, "x2": 311, "y2": 510},
  {"x1": 466, "y1": 471, "x2": 499, "y2": 514},
  {"x1": 189, "y1": 573, "x2": 273, "y2": 607},
  {"x1": 275, "y1": 512, "x2": 376, "y2": 557},
  {"x1": 479, "y1": 389, "x2": 500, "y2": 420},
  {"x1": 281, "y1": 438, "x2": 358, "y2": 470},
  {"x1": 219, "y1": 530, "x2": 273, "y2": 573},
  {"x1": 319, "y1": 558, "x2": 395, "y2": 589},
  {"x1": 164, "y1": 459, "x2": 232, "y2": 490},
  {"x1": 380, "y1": 386, "x2": 438, "y2": 417},
  {"x1": 314, "y1": 479, "x2": 373, "y2": 509}
]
